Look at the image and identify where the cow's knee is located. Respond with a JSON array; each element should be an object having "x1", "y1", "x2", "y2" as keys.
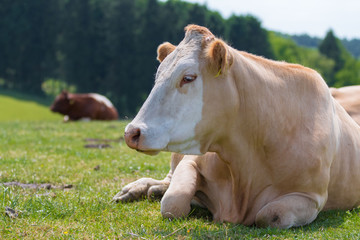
[
  {"x1": 161, "y1": 193, "x2": 191, "y2": 219},
  {"x1": 255, "y1": 193, "x2": 320, "y2": 229}
]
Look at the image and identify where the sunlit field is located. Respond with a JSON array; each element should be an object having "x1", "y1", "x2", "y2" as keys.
[
  {"x1": 1, "y1": 94, "x2": 360, "y2": 239},
  {"x1": 0, "y1": 92, "x2": 61, "y2": 121}
]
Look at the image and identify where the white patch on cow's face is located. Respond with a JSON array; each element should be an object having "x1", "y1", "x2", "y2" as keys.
[{"x1": 126, "y1": 43, "x2": 204, "y2": 155}]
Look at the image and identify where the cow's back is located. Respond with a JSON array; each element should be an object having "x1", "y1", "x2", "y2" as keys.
[
  {"x1": 331, "y1": 86, "x2": 360, "y2": 125},
  {"x1": 86, "y1": 94, "x2": 118, "y2": 120},
  {"x1": 58, "y1": 93, "x2": 118, "y2": 120}
]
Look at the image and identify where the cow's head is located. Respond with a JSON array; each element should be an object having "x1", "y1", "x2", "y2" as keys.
[
  {"x1": 50, "y1": 90, "x2": 73, "y2": 114},
  {"x1": 125, "y1": 25, "x2": 234, "y2": 155}
]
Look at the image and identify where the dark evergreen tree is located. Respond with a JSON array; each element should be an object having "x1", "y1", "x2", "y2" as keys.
[
  {"x1": 226, "y1": 15, "x2": 274, "y2": 58},
  {"x1": 105, "y1": 0, "x2": 138, "y2": 116},
  {"x1": 319, "y1": 30, "x2": 345, "y2": 72},
  {"x1": 187, "y1": 3, "x2": 207, "y2": 26},
  {"x1": 2, "y1": 0, "x2": 339, "y2": 116},
  {"x1": 61, "y1": 0, "x2": 108, "y2": 93},
  {"x1": 0, "y1": 0, "x2": 59, "y2": 94},
  {"x1": 206, "y1": 11, "x2": 226, "y2": 38},
  {"x1": 160, "y1": 0, "x2": 191, "y2": 43}
]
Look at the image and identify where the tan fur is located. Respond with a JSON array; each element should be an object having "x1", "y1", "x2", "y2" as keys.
[
  {"x1": 205, "y1": 39, "x2": 233, "y2": 76},
  {"x1": 185, "y1": 24, "x2": 214, "y2": 38},
  {"x1": 157, "y1": 42, "x2": 176, "y2": 62},
  {"x1": 331, "y1": 85, "x2": 360, "y2": 125},
  {"x1": 117, "y1": 25, "x2": 360, "y2": 229}
]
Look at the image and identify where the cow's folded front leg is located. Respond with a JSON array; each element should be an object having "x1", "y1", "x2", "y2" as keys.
[
  {"x1": 147, "y1": 184, "x2": 170, "y2": 201},
  {"x1": 161, "y1": 156, "x2": 199, "y2": 219},
  {"x1": 255, "y1": 192, "x2": 322, "y2": 229},
  {"x1": 113, "y1": 171, "x2": 172, "y2": 202}
]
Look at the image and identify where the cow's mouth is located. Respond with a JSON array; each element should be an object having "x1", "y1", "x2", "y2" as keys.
[{"x1": 136, "y1": 149, "x2": 160, "y2": 156}]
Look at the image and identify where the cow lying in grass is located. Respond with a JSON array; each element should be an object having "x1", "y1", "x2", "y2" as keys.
[
  {"x1": 50, "y1": 91, "x2": 118, "y2": 121},
  {"x1": 114, "y1": 25, "x2": 360, "y2": 229},
  {"x1": 330, "y1": 85, "x2": 360, "y2": 125}
]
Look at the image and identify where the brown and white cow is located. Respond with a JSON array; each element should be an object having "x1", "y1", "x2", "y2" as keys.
[
  {"x1": 331, "y1": 85, "x2": 360, "y2": 125},
  {"x1": 113, "y1": 25, "x2": 360, "y2": 228},
  {"x1": 50, "y1": 91, "x2": 118, "y2": 121}
]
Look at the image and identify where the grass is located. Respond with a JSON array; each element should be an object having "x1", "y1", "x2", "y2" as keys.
[
  {"x1": 1, "y1": 91, "x2": 360, "y2": 239},
  {"x1": 0, "y1": 121, "x2": 360, "y2": 239},
  {"x1": 0, "y1": 91, "x2": 61, "y2": 121}
]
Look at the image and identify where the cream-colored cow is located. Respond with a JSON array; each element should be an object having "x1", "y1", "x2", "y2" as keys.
[
  {"x1": 331, "y1": 86, "x2": 360, "y2": 125},
  {"x1": 114, "y1": 25, "x2": 360, "y2": 229}
]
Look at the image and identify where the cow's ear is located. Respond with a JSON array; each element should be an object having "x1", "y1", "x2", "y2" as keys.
[
  {"x1": 61, "y1": 90, "x2": 69, "y2": 99},
  {"x1": 205, "y1": 39, "x2": 233, "y2": 77},
  {"x1": 157, "y1": 42, "x2": 176, "y2": 62}
]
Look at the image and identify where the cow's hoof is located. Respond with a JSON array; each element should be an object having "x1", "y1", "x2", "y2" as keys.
[
  {"x1": 112, "y1": 181, "x2": 147, "y2": 203},
  {"x1": 112, "y1": 189, "x2": 138, "y2": 203}
]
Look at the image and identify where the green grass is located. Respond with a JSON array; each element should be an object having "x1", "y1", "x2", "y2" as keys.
[
  {"x1": 0, "y1": 90, "x2": 61, "y2": 121},
  {"x1": 0, "y1": 92, "x2": 360, "y2": 239},
  {"x1": 1, "y1": 121, "x2": 360, "y2": 239}
]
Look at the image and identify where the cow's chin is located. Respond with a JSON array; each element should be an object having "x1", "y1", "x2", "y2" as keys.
[
  {"x1": 166, "y1": 140, "x2": 203, "y2": 155},
  {"x1": 136, "y1": 149, "x2": 160, "y2": 156}
]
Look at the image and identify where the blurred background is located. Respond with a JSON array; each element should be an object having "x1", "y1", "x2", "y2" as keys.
[{"x1": 0, "y1": 0, "x2": 359, "y2": 118}]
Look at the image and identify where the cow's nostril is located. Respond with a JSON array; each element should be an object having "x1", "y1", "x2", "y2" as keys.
[
  {"x1": 124, "y1": 127, "x2": 141, "y2": 150},
  {"x1": 131, "y1": 128, "x2": 141, "y2": 144}
]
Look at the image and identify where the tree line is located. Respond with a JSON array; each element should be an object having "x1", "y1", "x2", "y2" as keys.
[
  {"x1": 0, "y1": 0, "x2": 359, "y2": 117},
  {"x1": 288, "y1": 34, "x2": 360, "y2": 59}
]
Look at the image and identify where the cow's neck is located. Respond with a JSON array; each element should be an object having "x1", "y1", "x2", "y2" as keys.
[
  {"x1": 207, "y1": 120, "x2": 268, "y2": 223},
  {"x1": 205, "y1": 48, "x2": 334, "y2": 222},
  {"x1": 205, "y1": 51, "x2": 282, "y2": 223},
  {"x1": 207, "y1": 49, "x2": 269, "y2": 166}
]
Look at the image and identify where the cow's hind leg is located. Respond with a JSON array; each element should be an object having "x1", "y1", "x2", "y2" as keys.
[
  {"x1": 161, "y1": 156, "x2": 199, "y2": 219},
  {"x1": 255, "y1": 193, "x2": 321, "y2": 229}
]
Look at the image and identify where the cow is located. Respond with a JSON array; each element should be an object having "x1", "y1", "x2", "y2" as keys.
[
  {"x1": 115, "y1": 86, "x2": 360, "y2": 214},
  {"x1": 113, "y1": 25, "x2": 360, "y2": 229},
  {"x1": 331, "y1": 85, "x2": 360, "y2": 125},
  {"x1": 50, "y1": 91, "x2": 118, "y2": 121}
]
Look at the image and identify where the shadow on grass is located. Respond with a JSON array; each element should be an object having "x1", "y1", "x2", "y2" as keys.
[
  {"x1": 188, "y1": 203, "x2": 359, "y2": 229},
  {"x1": 107, "y1": 196, "x2": 360, "y2": 239},
  {"x1": 163, "y1": 205, "x2": 359, "y2": 239},
  {"x1": 188, "y1": 205, "x2": 213, "y2": 221}
]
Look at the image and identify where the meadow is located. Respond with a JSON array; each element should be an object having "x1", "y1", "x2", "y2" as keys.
[{"x1": 1, "y1": 93, "x2": 360, "y2": 239}]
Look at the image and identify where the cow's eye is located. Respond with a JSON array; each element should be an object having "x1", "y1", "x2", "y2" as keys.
[{"x1": 180, "y1": 74, "x2": 197, "y2": 87}]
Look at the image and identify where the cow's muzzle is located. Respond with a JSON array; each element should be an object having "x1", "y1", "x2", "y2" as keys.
[
  {"x1": 124, "y1": 123, "x2": 166, "y2": 155},
  {"x1": 124, "y1": 127, "x2": 141, "y2": 150}
]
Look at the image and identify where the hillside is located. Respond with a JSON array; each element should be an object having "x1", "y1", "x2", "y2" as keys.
[
  {"x1": 288, "y1": 34, "x2": 360, "y2": 58},
  {"x1": 0, "y1": 90, "x2": 61, "y2": 121}
]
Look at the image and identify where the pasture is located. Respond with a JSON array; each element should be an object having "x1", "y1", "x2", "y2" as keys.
[
  {"x1": 0, "y1": 90, "x2": 61, "y2": 121},
  {"x1": 1, "y1": 95, "x2": 360, "y2": 239}
]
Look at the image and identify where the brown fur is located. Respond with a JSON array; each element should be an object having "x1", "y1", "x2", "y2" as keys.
[
  {"x1": 157, "y1": 42, "x2": 176, "y2": 62},
  {"x1": 50, "y1": 91, "x2": 118, "y2": 121}
]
